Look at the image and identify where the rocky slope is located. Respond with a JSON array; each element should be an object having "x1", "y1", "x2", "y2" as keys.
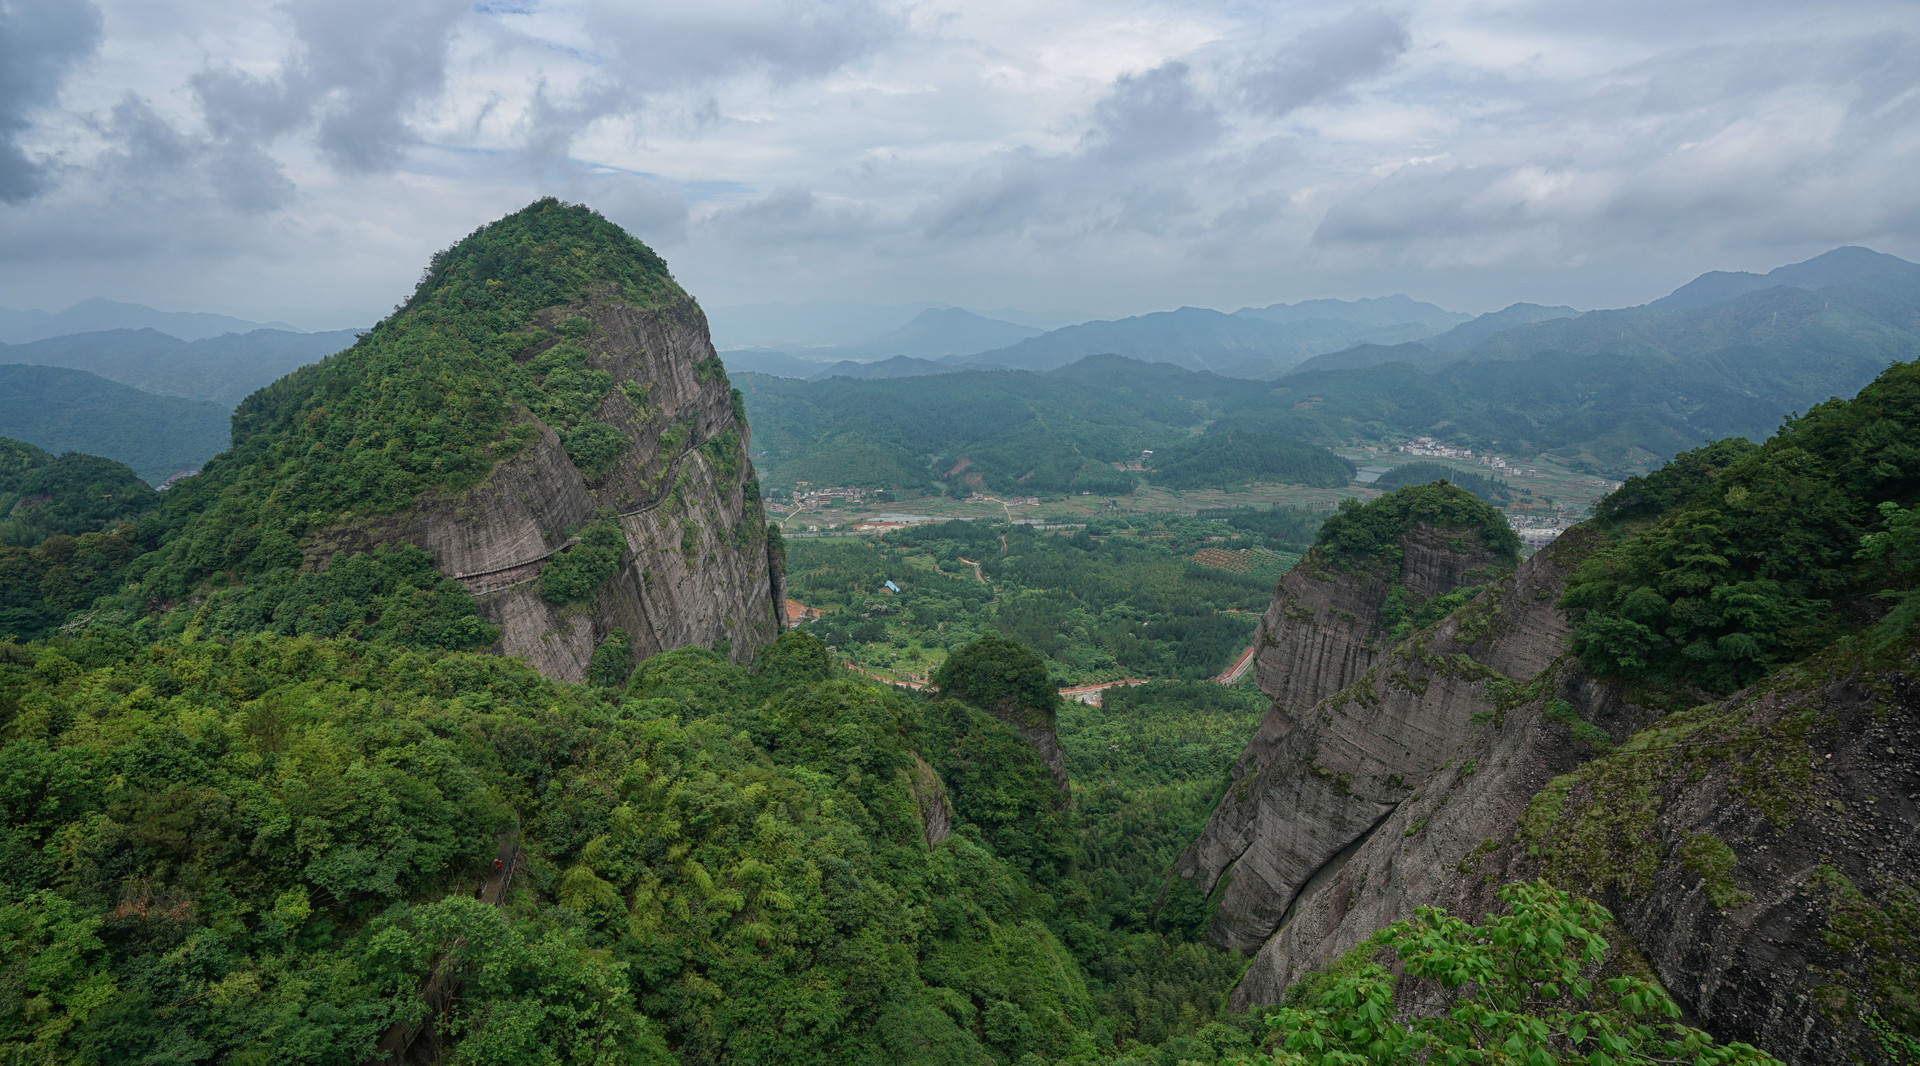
[
  {"x1": 302, "y1": 286, "x2": 780, "y2": 683},
  {"x1": 1175, "y1": 509, "x2": 1514, "y2": 952},
  {"x1": 1183, "y1": 516, "x2": 1919, "y2": 1062},
  {"x1": 1200, "y1": 527, "x2": 1652, "y2": 991}
]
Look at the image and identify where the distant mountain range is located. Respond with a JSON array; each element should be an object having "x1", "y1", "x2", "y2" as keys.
[
  {"x1": 728, "y1": 296, "x2": 1484, "y2": 381},
  {"x1": 1647, "y1": 246, "x2": 1920, "y2": 309},
  {"x1": 738, "y1": 244, "x2": 1920, "y2": 486},
  {"x1": 13, "y1": 244, "x2": 1915, "y2": 491},
  {"x1": 0, "y1": 327, "x2": 360, "y2": 405},
  {"x1": 1286, "y1": 246, "x2": 1918, "y2": 377},
  {"x1": 0, "y1": 298, "x2": 312, "y2": 344},
  {"x1": 705, "y1": 298, "x2": 1088, "y2": 349}
]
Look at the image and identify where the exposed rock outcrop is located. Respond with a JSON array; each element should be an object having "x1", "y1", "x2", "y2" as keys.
[
  {"x1": 303, "y1": 288, "x2": 780, "y2": 682},
  {"x1": 1206, "y1": 527, "x2": 1653, "y2": 994},
  {"x1": 1187, "y1": 519, "x2": 1919, "y2": 1063},
  {"x1": 1175, "y1": 518, "x2": 1513, "y2": 952}
]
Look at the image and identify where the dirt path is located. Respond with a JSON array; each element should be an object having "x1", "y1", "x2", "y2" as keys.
[
  {"x1": 955, "y1": 557, "x2": 988, "y2": 584},
  {"x1": 844, "y1": 660, "x2": 926, "y2": 690},
  {"x1": 1061, "y1": 634, "x2": 1257, "y2": 707}
]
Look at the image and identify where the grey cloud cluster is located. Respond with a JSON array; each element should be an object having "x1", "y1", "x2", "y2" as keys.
[
  {"x1": 193, "y1": 0, "x2": 469, "y2": 174},
  {"x1": 909, "y1": 12, "x2": 1409, "y2": 248},
  {"x1": 1, "y1": 0, "x2": 1917, "y2": 319},
  {"x1": 1240, "y1": 8, "x2": 1409, "y2": 118},
  {"x1": 0, "y1": 0, "x2": 102, "y2": 202},
  {"x1": 1310, "y1": 28, "x2": 1920, "y2": 270},
  {"x1": 519, "y1": 0, "x2": 903, "y2": 173},
  {"x1": 586, "y1": 0, "x2": 902, "y2": 90},
  {"x1": 1085, "y1": 61, "x2": 1221, "y2": 163},
  {"x1": 101, "y1": 95, "x2": 294, "y2": 214}
]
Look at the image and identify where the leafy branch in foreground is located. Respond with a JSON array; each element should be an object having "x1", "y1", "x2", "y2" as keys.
[{"x1": 1265, "y1": 880, "x2": 1782, "y2": 1066}]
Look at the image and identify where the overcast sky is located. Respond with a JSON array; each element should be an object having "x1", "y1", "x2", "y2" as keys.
[{"x1": 1, "y1": 0, "x2": 1916, "y2": 332}]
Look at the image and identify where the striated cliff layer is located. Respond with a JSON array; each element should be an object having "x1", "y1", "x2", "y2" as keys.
[
  {"x1": 1176, "y1": 517, "x2": 1513, "y2": 952},
  {"x1": 1186, "y1": 518, "x2": 1918, "y2": 1062},
  {"x1": 303, "y1": 287, "x2": 780, "y2": 683},
  {"x1": 1203, "y1": 527, "x2": 1650, "y2": 993}
]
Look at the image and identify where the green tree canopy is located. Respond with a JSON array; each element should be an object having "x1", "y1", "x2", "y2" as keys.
[{"x1": 932, "y1": 633, "x2": 1061, "y2": 730}]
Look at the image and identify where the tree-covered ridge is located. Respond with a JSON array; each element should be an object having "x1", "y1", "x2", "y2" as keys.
[
  {"x1": 1312, "y1": 481, "x2": 1521, "y2": 565},
  {"x1": 0, "y1": 439, "x2": 157, "y2": 548},
  {"x1": 0, "y1": 625, "x2": 1275, "y2": 1065},
  {"x1": 0, "y1": 364, "x2": 232, "y2": 485},
  {"x1": 734, "y1": 356, "x2": 1264, "y2": 497},
  {"x1": 931, "y1": 633, "x2": 1061, "y2": 731},
  {"x1": 1562, "y1": 357, "x2": 1920, "y2": 692},
  {"x1": 1371, "y1": 460, "x2": 1512, "y2": 505},
  {"x1": 143, "y1": 199, "x2": 684, "y2": 595}
]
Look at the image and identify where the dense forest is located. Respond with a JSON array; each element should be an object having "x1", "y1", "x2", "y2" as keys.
[
  {"x1": 1369, "y1": 460, "x2": 1512, "y2": 504},
  {"x1": 0, "y1": 365, "x2": 231, "y2": 484},
  {"x1": 0, "y1": 439, "x2": 158, "y2": 547},
  {"x1": 1145, "y1": 430, "x2": 1353, "y2": 491},
  {"x1": 1562, "y1": 355, "x2": 1920, "y2": 692},
  {"x1": 4, "y1": 200, "x2": 1898, "y2": 1065},
  {"x1": 734, "y1": 356, "x2": 1339, "y2": 497}
]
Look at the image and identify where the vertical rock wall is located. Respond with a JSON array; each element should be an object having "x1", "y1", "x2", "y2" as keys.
[
  {"x1": 301, "y1": 286, "x2": 781, "y2": 683},
  {"x1": 1174, "y1": 523, "x2": 1511, "y2": 952},
  {"x1": 1183, "y1": 520, "x2": 1919, "y2": 1065}
]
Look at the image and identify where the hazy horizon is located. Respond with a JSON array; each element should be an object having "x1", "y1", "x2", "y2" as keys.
[{"x1": 2, "y1": 0, "x2": 1916, "y2": 329}]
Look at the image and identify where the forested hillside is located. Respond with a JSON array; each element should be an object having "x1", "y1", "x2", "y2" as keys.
[
  {"x1": 0, "y1": 365, "x2": 231, "y2": 483},
  {"x1": 736, "y1": 356, "x2": 1248, "y2": 496},
  {"x1": 3, "y1": 201, "x2": 1888, "y2": 1066},
  {"x1": 0, "y1": 439, "x2": 158, "y2": 547}
]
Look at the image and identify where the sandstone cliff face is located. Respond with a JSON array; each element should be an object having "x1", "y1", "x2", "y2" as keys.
[
  {"x1": 1483, "y1": 646, "x2": 1920, "y2": 1064},
  {"x1": 1208, "y1": 528, "x2": 1655, "y2": 996},
  {"x1": 1193, "y1": 523, "x2": 1917, "y2": 1064},
  {"x1": 1174, "y1": 522, "x2": 1511, "y2": 952},
  {"x1": 303, "y1": 286, "x2": 780, "y2": 683}
]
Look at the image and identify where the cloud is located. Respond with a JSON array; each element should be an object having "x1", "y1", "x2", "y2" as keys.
[
  {"x1": 101, "y1": 96, "x2": 295, "y2": 214},
  {"x1": 192, "y1": 0, "x2": 469, "y2": 174},
  {"x1": 0, "y1": 0, "x2": 103, "y2": 202},
  {"x1": 1240, "y1": 9, "x2": 1410, "y2": 118},
  {"x1": 506, "y1": 0, "x2": 904, "y2": 170},
  {"x1": 1084, "y1": 61, "x2": 1221, "y2": 163},
  {"x1": 550, "y1": 168, "x2": 692, "y2": 247},
  {"x1": 921, "y1": 61, "x2": 1223, "y2": 240},
  {"x1": 701, "y1": 186, "x2": 875, "y2": 247},
  {"x1": 2, "y1": 0, "x2": 1918, "y2": 319},
  {"x1": 585, "y1": 0, "x2": 902, "y2": 91}
]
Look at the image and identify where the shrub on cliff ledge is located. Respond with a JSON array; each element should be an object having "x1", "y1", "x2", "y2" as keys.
[
  {"x1": 1314, "y1": 482, "x2": 1521, "y2": 565},
  {"x1": 1269, "y1": 880, "x2": 1782, "y2": 1066}
]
